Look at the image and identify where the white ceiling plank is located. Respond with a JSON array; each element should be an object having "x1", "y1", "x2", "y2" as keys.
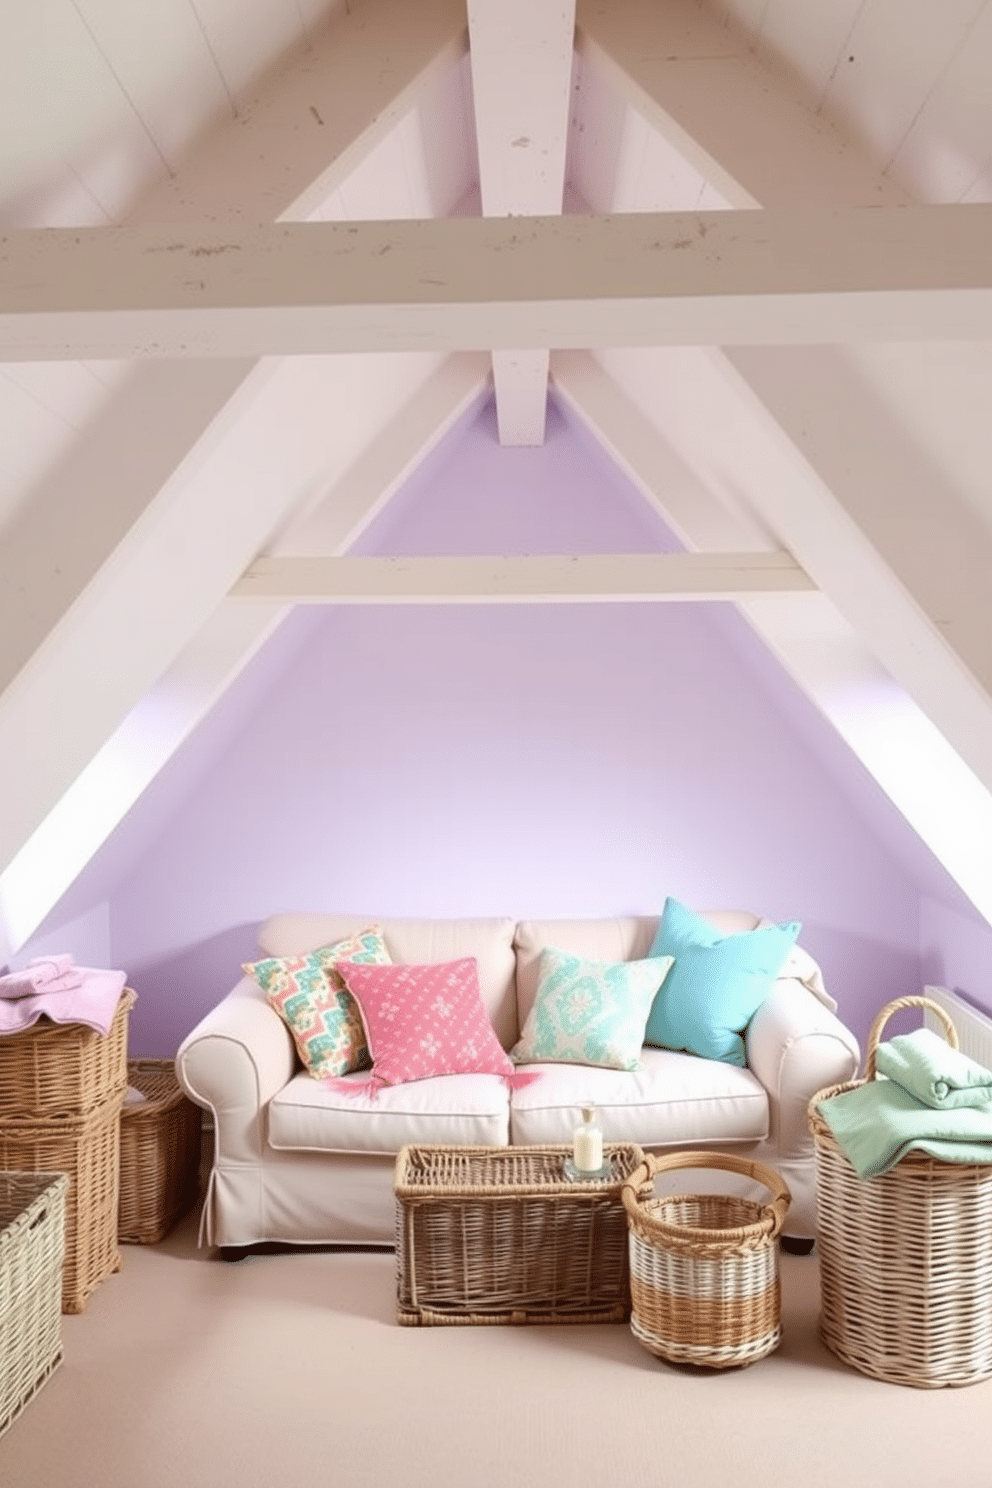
[
  {"x1": 577, "y1": 0, "x2": 907, "y2": 209},
  {"x1": 886, "y1": 3, "x2": 992, "y2": 203},
  {"x1": 41, "y1": 0, "x2": 169, "y2": 225},
  {"x1": 4, "y1": 205, "x2": 992, "y2": 359},
  {"x1": 745, "y1": 0, "x2": 867, "y2": 103},
  {"x1": 71, "y1": 0, "x2": 234, "y2": 172},
  {"x1": 187, "y1": 0, "x2": 310, "y2": 106},
  {"x1": 467, "y1": 0, "x2": 576, "y2": 445},
  {"x1": 818, "y1": 0, "x2": 987, "y2": 176},
  {"x1": 231, "y1": 551, "x2": 815, "y2": 603}
]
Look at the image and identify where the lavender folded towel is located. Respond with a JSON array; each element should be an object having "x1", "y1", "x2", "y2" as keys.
[{"x1": 0, "y1": 966, "x2": 83, "y2": 999}]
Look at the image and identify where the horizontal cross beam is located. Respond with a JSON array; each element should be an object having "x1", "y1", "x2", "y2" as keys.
[
  {"x1": 2, "y1": 205, "x2": 992, "y2": 359},
  {"x1": 229, "y1": 552, "x2": 815, "y2": 603}
]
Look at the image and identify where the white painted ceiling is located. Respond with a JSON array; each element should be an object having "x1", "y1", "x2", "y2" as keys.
[{"x1": 2, "y1": 0, "x2": 992, "y2": 951}]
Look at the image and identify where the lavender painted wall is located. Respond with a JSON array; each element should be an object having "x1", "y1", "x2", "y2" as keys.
[
  {"x1": 41, "y1": 390, "x2": 930, "y2": 1061},
  {"x1": 921, "y1": 897, "x2": 992, "y2": 1017}
]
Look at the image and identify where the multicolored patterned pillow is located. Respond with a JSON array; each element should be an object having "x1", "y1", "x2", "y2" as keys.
[
  {"x1": 510, "y1": 947, "x2": 674, "y2": 1071},
  {"x1": 331, "y1": 957, "x2": 534, "y2": 1095},
  {"x1": 243, "y1": 925, "x2": 391, "y2": 1079}
]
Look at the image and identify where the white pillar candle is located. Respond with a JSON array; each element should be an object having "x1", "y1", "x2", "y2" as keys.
[{"x1": 573, "y1": 1107, "x2": 603, "y2": 1172}]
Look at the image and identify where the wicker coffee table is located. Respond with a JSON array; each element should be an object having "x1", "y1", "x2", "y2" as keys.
[{"x1": 394, "y1": 1143, "x2": 643, "y2": 1326}]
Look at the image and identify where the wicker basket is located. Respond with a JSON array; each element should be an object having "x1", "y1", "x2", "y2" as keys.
[
  {"x1": 810, "y1": 993, "x2": 992, "y2": 1388},
  {"x1": 119, "y1": 1060, "x2": 202, "y2": 1244},
  {"x1": 622, "y1": 1150, "x2": 791, "y2": 1369},
  {"x1": 395, "y1": 1144, "x2": 643, "y2": 1326},
  {"x1": 0, "y1": 1171, "x2": 69, "y2": 1440},
  {"x1": 0, "y1": 990, "x2": 136, "y2": 1120},
  {"x1": 0, "y1": 1096, "x2": 123, "y2": 1314}
]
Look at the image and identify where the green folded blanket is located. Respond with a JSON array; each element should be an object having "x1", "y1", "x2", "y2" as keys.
[
  {"x1": 816, "y1": 1078, "x2": 992, "y2": 1178},
  {"x1": 874, "y1": 1027, "x2": 992, "y2": 1110}
]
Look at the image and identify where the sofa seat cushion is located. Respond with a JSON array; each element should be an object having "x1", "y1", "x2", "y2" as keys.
[
  {"x1": 509, "y1": 1047, "x2": 769, "y2": 1148},
  {"x1": 268, "y1": 1070, "x2": 510, "y2": 1154}
]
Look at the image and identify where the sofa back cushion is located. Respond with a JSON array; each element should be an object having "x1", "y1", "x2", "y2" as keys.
[
  {"x1": 258, "y1": 914, "x2": 519, "y2": 1050},
  {"x1": 513, "y1": 912, "x2": 762, "y2": 1028}
]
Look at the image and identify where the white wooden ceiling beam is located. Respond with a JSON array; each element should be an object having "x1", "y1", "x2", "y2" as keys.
[
  {"x1": 3, "y1": 203, "x2": 992, "y2": 360},
  {"x1": 231, "y1": 551, "x2": 814, "y2": 603},
  {"x1": 467, "y1": 0, "x2": 575, "y2": 444}
]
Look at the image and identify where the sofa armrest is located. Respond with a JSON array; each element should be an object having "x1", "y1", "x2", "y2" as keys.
[
  {"x1": 745, "y1": 978, "x2": 860, "y2": 1236},
  {"x1": 176, "y1": 978, "x2": 296, "y2": 1165}
]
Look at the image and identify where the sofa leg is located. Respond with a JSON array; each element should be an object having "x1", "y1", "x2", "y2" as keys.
[
  {"x1": 219, "y1": 1244, "x2": 250, "y2": 1262},
  {"x1": 780, "y1": 1234, "x2": 815, "y2": 1256}
]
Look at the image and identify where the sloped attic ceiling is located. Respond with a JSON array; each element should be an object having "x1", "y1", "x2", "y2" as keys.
[{"x1": 2, "y1": 0, "x2": 992, "y2": 952}]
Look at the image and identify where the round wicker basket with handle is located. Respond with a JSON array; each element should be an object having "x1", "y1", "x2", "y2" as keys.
[
  {"x1": 621, "y1": 1150, "x2": 791, "y2": 1369},
  {"x1": 809, "y1": 993, "x2": 992, "y2": 1388}
]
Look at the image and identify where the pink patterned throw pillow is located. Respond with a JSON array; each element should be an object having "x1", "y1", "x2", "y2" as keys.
[{"x1": 331, "y1": 957, "x2": 538, "y2": 1097}]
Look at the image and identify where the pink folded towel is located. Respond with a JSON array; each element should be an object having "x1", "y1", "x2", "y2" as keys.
[
  {"x1": 27, "y1": 953, "x2": 76, "y2": 982},
  {"x1": 0, "y1": 963, "x2": 83, "y2": 999},
  {"x1": 0, "y1": 968, "x2": 129, "y2": 1035}
]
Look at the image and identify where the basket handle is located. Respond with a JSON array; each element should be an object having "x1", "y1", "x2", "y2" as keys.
[
  {"x1": 622, "y1": 1149, "x2": 791, "y2": 1237},
  {"x1": 865, "y1": 995, "x2": 958, "y2": 1080}
]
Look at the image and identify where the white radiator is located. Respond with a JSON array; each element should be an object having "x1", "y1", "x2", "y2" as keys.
[{"x1": 924, "y1": 984, "x2": 992, "y2": 1071}]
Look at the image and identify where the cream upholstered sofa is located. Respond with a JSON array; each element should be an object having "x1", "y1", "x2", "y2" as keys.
[{"x1": 175, "y1": 910, "x2": 860, "y2": 1255}]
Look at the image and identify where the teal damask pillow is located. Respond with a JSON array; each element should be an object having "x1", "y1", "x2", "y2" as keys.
[
  {"x1": 644, "y1": 898, "x2": 800, "y2": 1067},
  {"x1": 510, "y1": 947, "x2": 674, "y2": 1071}
]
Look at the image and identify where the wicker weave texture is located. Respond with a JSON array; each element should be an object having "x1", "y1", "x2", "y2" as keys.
[
  {"x1": 394, "y1": 1144, "x2": 643, "y2": 1326},
  {"x1": 622, "y1": 1151, "x2": 790, "y2": 1369},
  {"x1": 0, "y1": 1097, "x2": 123, "y2": 1314},
  {"x1": 810, "y1": 994, "x2": 992, "y2": 1388},
  {"x1": 0, "y1": 990, "x2": 135, "y2": 1120},
  {"x1": 119, "y1": 1060, "x2": 202, "y2": 1244},
  {"x1": 0, "y1": 1172, "x2": 68, "y2": 1440}
]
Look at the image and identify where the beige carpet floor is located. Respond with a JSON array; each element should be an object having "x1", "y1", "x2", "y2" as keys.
[{"x1": 3, "y1": 1186, "x2": 991, "y2": 1488}]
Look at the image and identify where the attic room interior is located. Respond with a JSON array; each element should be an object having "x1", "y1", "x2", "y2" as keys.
[
  {"x1": 4, "y1": 0, "x2": 992, "y2": 1064},
  {"x1": 6, "y1": 0, "x2": 992, "y2": 1474}
]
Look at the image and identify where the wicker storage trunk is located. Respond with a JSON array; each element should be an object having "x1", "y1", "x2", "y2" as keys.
[
  {"x1": 622, "y1": 1151, "x2": 791, "y2": 1369},
  {"x1": 0, "y1": 990, "x2": 135, "y2": 1120},
  {"x1": 395, "y1": 1144, "x2": 643, "y2": 1326},
  {"x1": 119, "y1": 1060, "x2": 202, "y2": 1243},
  {"x1": 0, "y1": 1172, "x2": 69, "y2": 1440},
  {"x1": 810, "y1": 994, "x2": 992, "y2": 1388},
  {"x1": 0, "y1": 1098, "x2": 124, "y2": 1313}
]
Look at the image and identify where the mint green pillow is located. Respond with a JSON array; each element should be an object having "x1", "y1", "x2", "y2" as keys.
[
  {"x1": 511, "y1": 947, "x2": 674, "y2": 1071},
  {"x1": 644, "y1": 899, "x2": 800, "y2": 1067}
]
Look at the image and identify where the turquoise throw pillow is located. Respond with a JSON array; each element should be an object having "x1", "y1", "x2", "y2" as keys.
[
  {"x1": 644, "y1": 899, "x2": 800, "y2": 1067},
  {"x1": 511, "y1": 947, "x2": 674, "y2": 1071}
]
